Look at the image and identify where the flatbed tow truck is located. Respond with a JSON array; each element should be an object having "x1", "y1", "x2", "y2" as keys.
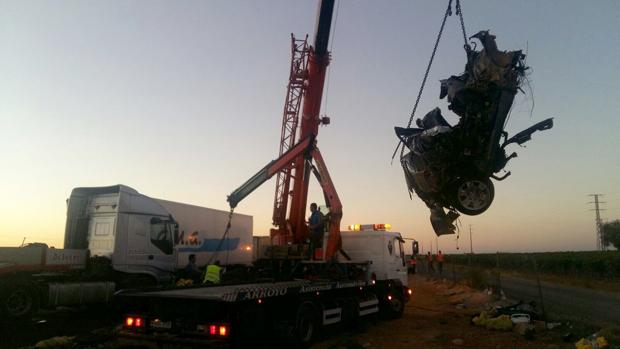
[
  {"x1": 116, "y1": 228, "x2": 411, "y2": 347},
  {"x1": 115, "y1": 1, "x2": 412, "y2": 346}
]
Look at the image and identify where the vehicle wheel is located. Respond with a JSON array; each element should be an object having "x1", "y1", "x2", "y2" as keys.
[
  {"x1": 294, "y1": 304, "x2": 319, "y2": 347},
  {"x1": 452, "y1": 177, "x2": 494, "y2": 215},
  {"x1": 1, "y1": 284, "x2": 37, "y2": 320},
  {"x1": 385, "y1": 293, "x2": 405, "y2": 319}
]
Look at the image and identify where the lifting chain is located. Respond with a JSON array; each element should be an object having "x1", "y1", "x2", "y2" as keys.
[
  {"x1": 391, "y1": 0, "x2": 470, "y2": 162},
  {"x1": 207, "y1": 207, "x2": 235, "y2": 266},
  {"x1": 456, "y1": 0, "x2": 470, "y2": 51}
]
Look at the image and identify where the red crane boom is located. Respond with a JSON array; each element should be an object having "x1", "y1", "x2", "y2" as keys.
[
  {"x1": 228, "y1": 0, "x2": 343, "y2": 260},
  {"x1": 272, "y1": 35, "x2": 309, "y2": 240}
]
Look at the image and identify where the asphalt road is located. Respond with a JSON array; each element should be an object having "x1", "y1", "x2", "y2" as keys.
[{"x1": 493, "y1": 275, "x2": 620, "y2": 325}]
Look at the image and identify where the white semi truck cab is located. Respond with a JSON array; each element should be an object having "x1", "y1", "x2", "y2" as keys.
[
  {"x1": 64, "y1": 185, "x2": 253, "y2": 280},
  {"x1": 0, "y1": 185, "x2": 253, "y2": 320}
]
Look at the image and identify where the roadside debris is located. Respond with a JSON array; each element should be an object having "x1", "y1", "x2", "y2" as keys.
[
  {"x1": 598, "y1": 325, "x2": 620, "y2": 347},
  {"x1": 175, "y1": 278, "x2": 194, "y2": 286},
  {"x1": 495, "y1": 301, "x2": 541, "y2": 321},
  {"x1": 34, "y1": 336, "x2": 74, "y2": 349},
  {"x1": 396, "y1": 31, "x2": 553, "y2": 236},
  {"x1": 575, "y1": 335, "x2": 609, "y2": 349},
  {"x1": 511, "y1": 313, "x2": 532, "y2": 324},
  {"x1": 472, "y1": 311, "x2": 513, "y2": 331}
]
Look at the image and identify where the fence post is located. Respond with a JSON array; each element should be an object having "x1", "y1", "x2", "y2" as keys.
[
  {"x1": 496, "y1": 251, "x2": 502, "y2": 297},
  {"x1": 532, "y1": 255, "x2": 547, "y2": 321}
]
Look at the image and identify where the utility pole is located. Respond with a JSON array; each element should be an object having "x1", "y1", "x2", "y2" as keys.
[
  {"x1": 468, "y1": 224, "x2": 473, "y2": 267},
  {"x1": 588, "y1": 194, "x2": 606, "y2": 251}
]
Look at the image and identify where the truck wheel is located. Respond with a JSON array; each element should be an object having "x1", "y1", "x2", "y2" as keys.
[
  {"x1": 294, "y1": 304, "x2": 319, "y2": 346},
  {"x1": 384, "y1": 293, "x2": 405, "y2": 319},
  {"x1": 452, "y1": 177, "x2": 494, "y2": 215},
  {"x1": 2, "y1": 284, "x2": 37, "y2": 320}
]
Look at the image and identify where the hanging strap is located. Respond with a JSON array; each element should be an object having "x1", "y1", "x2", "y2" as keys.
[{"x1": 391, "y1": 0, "x2": 470, "y2": 162}]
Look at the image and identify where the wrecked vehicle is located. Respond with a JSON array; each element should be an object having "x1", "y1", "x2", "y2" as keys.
[{"x1": 395, "y1": 31, "x2": 553, "y2": 235}]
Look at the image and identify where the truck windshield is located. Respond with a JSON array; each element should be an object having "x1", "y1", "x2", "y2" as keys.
[{"x1": 150, "y1": 219, "x2": 173, "y2": 255}]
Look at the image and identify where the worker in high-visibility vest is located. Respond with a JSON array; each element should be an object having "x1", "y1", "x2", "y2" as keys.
[{"x1": 203, "y1": 260, "x2": 222, "y2": 284}]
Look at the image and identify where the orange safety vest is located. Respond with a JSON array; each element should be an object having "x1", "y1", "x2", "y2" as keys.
[{"x1": 437, "y1": 253, "x2": 444, "y2": 262}]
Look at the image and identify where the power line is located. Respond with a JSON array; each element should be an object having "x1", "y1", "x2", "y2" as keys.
[
  {"x1": 469, "y1": 224, "x2": 473, "y2": 254},
  {"x1": 588, "y1": 194, "x2": 606, "y2": 251}
]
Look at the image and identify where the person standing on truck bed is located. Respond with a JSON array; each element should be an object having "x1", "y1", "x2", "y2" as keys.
[
  {"x1": 308, "y1": 202, "x2": 325, "y2": 260},
  {"x1": 184, "y1": 254, "x2": 202, "y2": 283},
  {"x1": 203, "y1": 260, "x2": 222, "y2": 284}
]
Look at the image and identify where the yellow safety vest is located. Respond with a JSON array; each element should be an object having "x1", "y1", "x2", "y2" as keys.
[{"x1": 203, "y1": 264, "x2": 222, "y2": 284}]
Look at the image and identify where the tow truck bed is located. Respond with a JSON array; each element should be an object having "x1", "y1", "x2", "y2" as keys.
[
  {"x1": 117, "y1": 279, "x2": 367, "y2": 303},
  {"x1": 115, "y1": 277, "x2": 401, "y2": 347}
]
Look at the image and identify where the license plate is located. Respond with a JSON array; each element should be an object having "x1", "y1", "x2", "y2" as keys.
[{"x1": 150, "y1": 319, "x2": 172, "y2": 329}]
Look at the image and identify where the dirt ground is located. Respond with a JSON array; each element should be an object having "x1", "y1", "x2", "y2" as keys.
[{"x1": 315, "y1": 275, "x2": 573, "y2": 349}]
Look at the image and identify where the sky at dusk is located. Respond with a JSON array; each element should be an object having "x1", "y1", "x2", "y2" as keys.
[{"x1": 1, "y1": 0, "x2": 619, "y2": 254}]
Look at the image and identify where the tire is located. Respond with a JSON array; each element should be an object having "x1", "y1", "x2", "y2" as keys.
[
  {"x1": 1, "y1": 284, "x2": 38, "y2": 320},
  {"x1": 452, "y1": 177, "x2": 495, "y2": 215},
  {"x1": 294, "y1": 304, "x2": 319, "y2": 347},
  {"x1": 385, "y1": 293, "x2": 405, "y2": 319}
]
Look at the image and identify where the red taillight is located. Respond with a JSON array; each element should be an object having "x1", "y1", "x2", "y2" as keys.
[
  {"x1": 205, "y1": 323, "x2": 229, "y2": 337},
  {"x1": 219, "y1": 325, "x2": 228, "y2": 337},
  {"x1": 125, "y1": 316, "x2": 144, "y2": 328}
]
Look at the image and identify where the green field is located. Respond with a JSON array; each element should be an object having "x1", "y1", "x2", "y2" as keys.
[{"x1": 446, "y1": 251, "x2": 620, "y2": 280}]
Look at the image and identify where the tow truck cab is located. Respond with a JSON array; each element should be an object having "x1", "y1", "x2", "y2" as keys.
[{"x1": 338, "y1": 226, "x2": 408, "y2": 284}]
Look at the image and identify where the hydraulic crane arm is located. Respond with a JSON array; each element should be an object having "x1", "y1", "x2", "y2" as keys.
[
  {"x1": 227, "y1": 136, "x2": 345, "y2": 260},
  {"x1": 228, "y1": 136, "x2": 314, "y2": 209},
  {"x1": 287, "y1": 0, "x2": 335, "y2": 244},
  {"x1": 308, "y1": 147, "x2": 344, "y2": 260}
]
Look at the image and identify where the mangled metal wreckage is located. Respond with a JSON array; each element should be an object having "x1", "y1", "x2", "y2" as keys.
[{"x1": 395, "y1": 31, "x2": 553, "y2": 236}]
